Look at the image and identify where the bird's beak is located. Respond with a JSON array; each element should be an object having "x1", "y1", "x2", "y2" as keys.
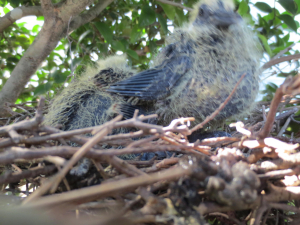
[{"x1": 211, "y1": 9, "x2": 242, "y2": 27}]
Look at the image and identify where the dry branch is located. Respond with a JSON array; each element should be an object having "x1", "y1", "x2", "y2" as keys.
[{"x1": 1, "y1": 74, "x2": 300, "y2": 224}]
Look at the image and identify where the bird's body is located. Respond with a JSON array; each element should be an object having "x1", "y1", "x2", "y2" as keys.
[
  {"x1": 44, "y1": 56, "x2": 145, "y2": 176},
  {"x1": 44, "y1": 55, "x2": 141, "y2": 131},
  {"x1": 44, "y1": 0, "x2": 261, "y2": 175},
  {"x1": 107, "y1": 0, "x2": 261, "y2": 126}
]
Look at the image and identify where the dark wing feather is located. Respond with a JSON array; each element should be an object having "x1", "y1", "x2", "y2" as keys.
[{"x1": 107, "y1": 55, "x2": 191, "y2": 100}]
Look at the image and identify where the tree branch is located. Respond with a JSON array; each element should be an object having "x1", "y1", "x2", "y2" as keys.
[
  {"x1": 61, "y1": 0, "x2": 95, "y2": 18},
  {"x1": 262, "y1": 53, "x2": 300, "y2": 70},
  {"x1": 67, "y1": 0, "x2": 114, "y2": 32},
  {"x1": 0, "y1": 0, "x2": 111, "y2": 117},
  {"x1": 271, "y1": 43, "x2": 296, "y2": 60},
  {"x1": 40, "y1": 0, "x2": 54, "y2": 10},
  {"x1": 0, "y1": 6, "x2": 43, "y2": 33},
  {"x1": 40, "y1": 0, "x2": 54, "y2": 20}
]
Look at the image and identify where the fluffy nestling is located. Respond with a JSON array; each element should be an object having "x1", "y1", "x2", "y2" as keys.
[
  {"x1": 44, "y1": 55, "x2": 166, "y2": 176},
  {"x1": 44, "y1": 56, "x2": 144, "y2": 176},
  {"x1": 44, "y1": 55, "x2": 144, "y2": 131},
  {"x1": 107, "y1": 0, "x2": 261, "y2": 126}
]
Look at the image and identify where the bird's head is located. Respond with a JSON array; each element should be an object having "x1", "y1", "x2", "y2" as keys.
[{"x1": 190, "y1": 0, "x2": 242, "y2": 28}]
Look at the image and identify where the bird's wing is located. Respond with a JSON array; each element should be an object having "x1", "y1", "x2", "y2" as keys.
[{"x1": 107, "y1": 55, "x2": 191, "y2": 100}]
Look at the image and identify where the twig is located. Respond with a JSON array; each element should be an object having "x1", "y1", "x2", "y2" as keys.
[
  {"x1": 0, "y1": 165, "x2": 56, "y2": 185},
  {"x1": 22, "y1": 166, "x2": 192, "y2": 207},
  {"x1": 0, "y1": 97, "x2": 44, "y2": 135},
  {"x1": 277, "y1": 116, "x2": 291, "y2": 136},
  {"x1": 262, "y1": 53, "x2": 300, "y2": 70},
  {"x1": 0, "y1": 145, "x2": 186, "y2": 165},
  {"x1": 207, "y1": 212, "x2": 245, "y2": 225},
  {"x1": 258, "y1": 74, "x2": 300, "y2": 139}
]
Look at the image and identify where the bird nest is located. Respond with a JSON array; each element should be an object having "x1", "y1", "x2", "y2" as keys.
[{"x1": 1, "y1": 74, "x2": 300, "y2": 225}]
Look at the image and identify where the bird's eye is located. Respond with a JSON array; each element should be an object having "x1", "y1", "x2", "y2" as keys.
[{"x1": 198, "y1": 7, "x2": 204, "y2": 16}]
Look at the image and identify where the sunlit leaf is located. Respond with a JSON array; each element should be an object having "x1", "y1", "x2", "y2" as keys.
[
  {"x1": 32, "y1": 25, "x2": 40, "y2": 33},
  {"x1": 36, "y1": 16, "x2": 44, "y2": 21},
  {"x1": 55, "y1": 44, "x2": 65, "y2": 51},
  {"x1": 238, "y1": 0, "x2": 249, "y2": 16},
  {"x1": 3, "y1": 7, "x2": 10, "y2": 14}
]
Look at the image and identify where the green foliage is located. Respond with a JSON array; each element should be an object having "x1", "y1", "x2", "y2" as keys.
[{"x1": 0, "y1": 0, "x2": 299, "y2": 112}]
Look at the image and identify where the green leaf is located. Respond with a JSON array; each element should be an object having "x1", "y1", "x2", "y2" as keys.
[
  {"x1": 175, "y1": 8, "x2": 187, "y2": 26},
  {"x1": 254, "y1": 2, "x2": 273, "y2": 13},
  {"x1": 16, "y1": 36, "x2": 30, "y2": 46},
  {"x1": 3, "y1": 7, "x2": 10, "y2": 14},
  {"x1": 278, "y1": 14, "x2": 298, "y2": 32},
  {"x1": 55, "y1": 44, "x2": 65, "y2": 51},
  {"x1": 139, "y1": 5, "x2": 156, "y2": 27},
  {"x1": 238, "y1": 0, "x2": 249, "y2": 16},
  {"x1": 158, "y1": 3, "x2": 175, "y2": 20},
  {"x1": 51, "y1": 70, "x2": 68, "y2": 83},
  {"x1": 10, "y1": 0, "x2": 20, "y2": 7},
  {"x1": 149, "y1": 41, "x2": 157, "y2": 54},
  {"x1": 94, "y1": 22, "x2": 113, "y2": 43},
  {"x1": 111, "y1": 40, "x2": 125, "y2": 51},
  {"x1": 130, "y1": 25, "x2": 142, "y2": 43},
  {"x1": 296, "y1": 0, "x2": 300, "y2": 13},
  {"x1": 120, "y1": 39, "x2": 129, "y2": 50},
  {"x1": 273, "y1": 46, "x2": 288, "y2": 54},
  {"x1": 32, "y1": 25, "x2": 40, "y2": 33},
  {"x1": 157, "y1": 14, "x2": 168, "y2": 34},
  {"x1": 126, "y1": 49, "x2": 139, "y2": 60},
  {"x1": 278, "y1": 0, "x2": 298, "y2": 15},
  {"x1": 6, "y1": 57, "x2": 19, "y2": 63},
  {"x1": 258, "y1": 34, "x2": 272, "y2": 56},
  {"x1": 282, "y1": 33, "x2": 290, "y2": 42},
  {"x1": 78, "y1": 30, "x2": 91, "y2": 44},
  {"x1": 98, "y1": 43, "x2": 109, "y2": 53},
  {"x1": 71, "y1": 58, "x2": 82, "y2": 69},
  {"x1": 34, "y1": 82, "x2": 53, "y2": 95},
  {"x1": 36, "y1": 16, "x2": 44, "y2": 21}
]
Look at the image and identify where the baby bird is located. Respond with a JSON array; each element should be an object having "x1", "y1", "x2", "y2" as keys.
[
  {"x1": 44, "y1": 55, "x2": 167, "y2": 176},
  {"x1": 44, "y1": 56, "x2": 141, "y2": 176},
  {"x1": 44, "y1": 55, "x2": 142, "y2": 131},
  {"x1": 107, "y1": 0, "x2": 261, "y2": 126}
]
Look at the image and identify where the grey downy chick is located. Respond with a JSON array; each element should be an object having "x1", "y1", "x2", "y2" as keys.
[
  {"x1": 44, "y1": 55, "x2": 142, "y2": 131},
  {"x1": 44, "y1": 55, "x2": 153, "y2": 176},
  {"x1": 107, "y1": 0, "x2": 262, "y2": 127}
]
